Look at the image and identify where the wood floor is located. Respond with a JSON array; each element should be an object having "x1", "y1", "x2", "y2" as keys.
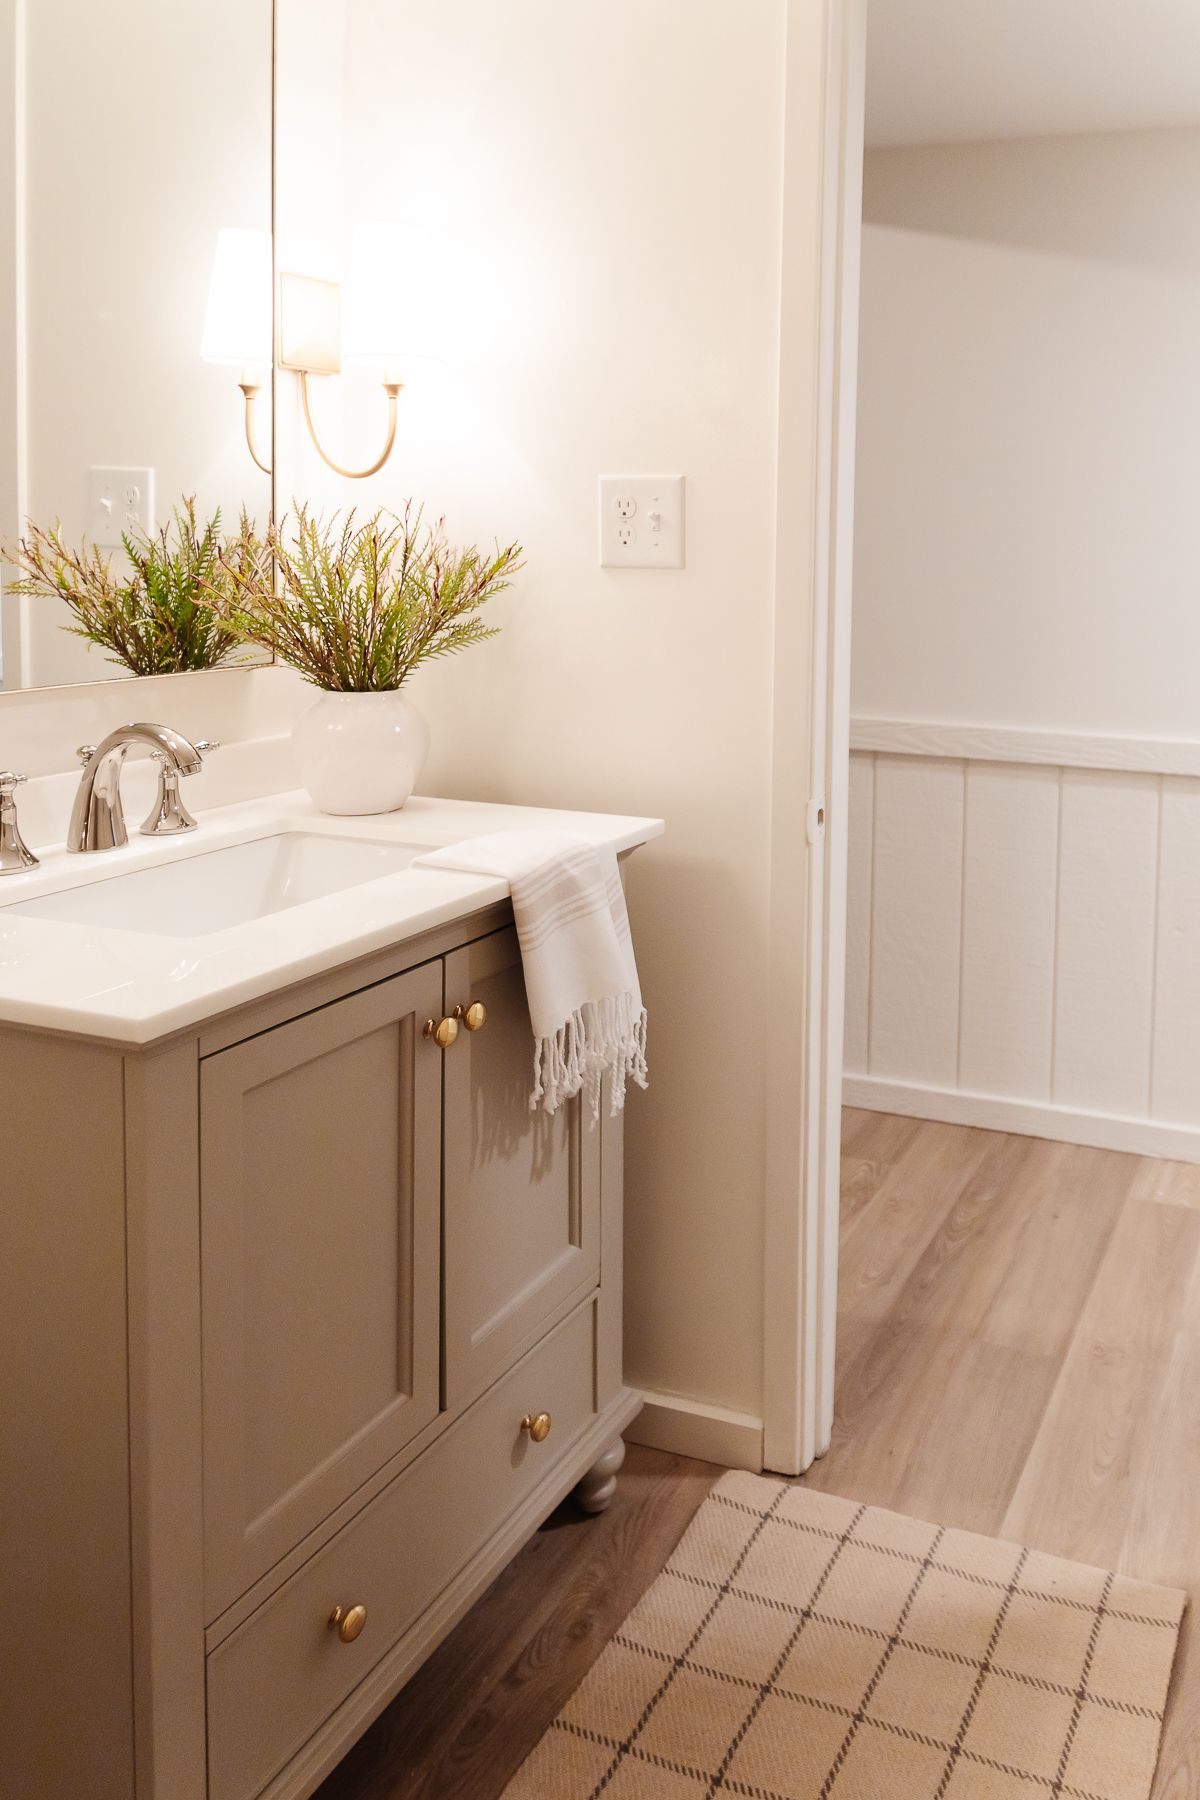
[{"x1": 317, "y1": 1110, "x2": 1200, "y2": 1798}]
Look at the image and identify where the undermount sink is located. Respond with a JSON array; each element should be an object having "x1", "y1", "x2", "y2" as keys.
[{"x1": 2, "y1": 832, "x2": 435, "y2": 938}]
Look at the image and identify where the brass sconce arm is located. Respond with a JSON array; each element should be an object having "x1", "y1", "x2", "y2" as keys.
[
  {"x1": 237, "y1": 381, "x2": 272, "y2": 475},
  {"x1": 298, "y1": 371, "x2": 402, "y2": 481}
]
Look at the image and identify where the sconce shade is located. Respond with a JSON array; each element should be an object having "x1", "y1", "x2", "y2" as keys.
[
  {"x1": 201, "y1": 227, "x2": 273, "y2": 367},
  {"x1": 342, "y1": 222, "x2": 443, "y2": 370}
]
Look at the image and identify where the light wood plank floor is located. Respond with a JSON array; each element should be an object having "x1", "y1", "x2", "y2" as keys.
[{"x1": 318, "y1": 1111, "x2": 1200, "y2": 1797}]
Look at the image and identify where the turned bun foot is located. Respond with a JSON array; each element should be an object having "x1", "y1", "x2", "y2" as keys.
[{"x1": 575, "y1": 1438, "x2": 626, "y2": 1515}]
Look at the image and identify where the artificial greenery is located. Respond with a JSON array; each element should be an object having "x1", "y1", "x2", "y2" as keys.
[
  {"x1": 212, "y1": 504, "x2": 522, "y2": 692},
  {"x1": 1, "y1": 499, "x2": 268, "y2": 677}
]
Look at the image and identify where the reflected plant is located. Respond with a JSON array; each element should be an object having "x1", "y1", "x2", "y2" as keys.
[
  {"x1": 212, "y1": 503, "x2": 522, "y2": 692},
  {"x1": 1, "y1": 498, "x2": 269, "y2": 677}
]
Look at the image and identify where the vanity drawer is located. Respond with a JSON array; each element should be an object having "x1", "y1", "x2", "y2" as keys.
[{"x1": 206, "y1": 1298, "x2": 597, "y2": 1800}]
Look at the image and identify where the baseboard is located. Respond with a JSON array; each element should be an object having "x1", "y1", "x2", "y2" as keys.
[
  {"x1": 625, "y1": 1389, "x2": 764, "y2": 1471},
  {"x1": 844, "y1": 1075, "x2": 1200, "y2": 1166}
]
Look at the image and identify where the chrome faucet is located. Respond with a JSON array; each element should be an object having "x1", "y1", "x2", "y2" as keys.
[
  {"x1": 68, "y1": 722, "x2": 205, "y2": 853},
  {"x1": 0, "y1": 771, "x2": 39, "y2": 873}
]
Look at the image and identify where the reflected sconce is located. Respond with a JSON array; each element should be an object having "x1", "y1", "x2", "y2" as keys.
[
  {"x1": 279, "y1": 222, "x2": 423, "y2": 480},
  {"x1": 200, "y1": 227, "x2": 274, "y2": 474}
]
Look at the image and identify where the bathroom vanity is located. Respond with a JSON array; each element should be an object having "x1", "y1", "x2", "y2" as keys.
[{"x1": 1, "y1": 790, "x2": 661, "y2": 1800}]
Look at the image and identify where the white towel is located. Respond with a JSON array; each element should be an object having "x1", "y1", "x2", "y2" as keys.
[{"x1": 414, "y1": 830, "x2": 648, "y2": 1118}]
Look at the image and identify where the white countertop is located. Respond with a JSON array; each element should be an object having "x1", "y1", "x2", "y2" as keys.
[{"x1": 0, "y1": 792, "x2": 663, "y2": 1045}]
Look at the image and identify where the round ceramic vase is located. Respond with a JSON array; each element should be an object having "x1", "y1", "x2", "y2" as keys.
[{"x1": 292, "y1": 689, "x2": 431, "y2": 815}]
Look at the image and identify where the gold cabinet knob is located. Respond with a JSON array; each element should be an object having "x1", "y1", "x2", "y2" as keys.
[
  {"x1": 453, "y1": 1001, "x2": 488, "y2": 1032},
  {"x1": 423, "y1": 1016, "x2": 459, "y2": 1050},
  {"x1": 520, "y1": 1411, "x2": 552, "y2": 1443},
  {"x1": 328, "y1": 1603, "x2": 367, "y2": 1643}
]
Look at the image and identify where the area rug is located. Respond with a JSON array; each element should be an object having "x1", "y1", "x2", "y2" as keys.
[{"x1": 503, "y1": 1472, "x2": 1185, "y2": 1800}]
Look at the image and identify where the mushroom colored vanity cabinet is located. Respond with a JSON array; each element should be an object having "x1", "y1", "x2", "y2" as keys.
[
  {"x1": 442, "y1": 928, "x2": 602, "y2": 1408},
  {"x1": 1, "y1": 903, "x2": 641, "y2": 1800}
]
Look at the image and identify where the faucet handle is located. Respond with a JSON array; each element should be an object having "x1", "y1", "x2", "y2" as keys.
[
  {"x1": 141, "y1": 741, "x2": 206, "y2": 836},
  {"x1": 0, "y1": 771, "x2": 38, "y2": 873},
  {"x1": 76, "y1": 744, "x2": 96, "y2": 766}
]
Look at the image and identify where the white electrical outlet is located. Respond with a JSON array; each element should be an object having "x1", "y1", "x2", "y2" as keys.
[
  {"x1": 89, "y1": 467, "x2": 155, "y2": 548},
  {"x1": 599, "y1": 476, "x2": 685, "y2": 569}
]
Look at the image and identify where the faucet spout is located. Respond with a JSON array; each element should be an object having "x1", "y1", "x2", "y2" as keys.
[{"x1": 67, "y1": 721, "x2": 204, "y2": 853}]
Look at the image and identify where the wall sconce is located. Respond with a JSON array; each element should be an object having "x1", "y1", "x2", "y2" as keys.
[
  {"x1": 204, "y1": 222, "x2": 429, "y2": 481},
  {"x1": 278, "y1": 278, "x2": 398, "y2": 479},
  {"x1": 279, "y1": 223, "x2": 423, "y2": 481},
  {"x1": 200, "y1": 227, "x2": 274, "y2": 474}
]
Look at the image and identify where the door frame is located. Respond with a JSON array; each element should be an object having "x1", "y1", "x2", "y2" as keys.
[{"x1": 762, "y1": 0, "x2": 866, "y2": 1475}]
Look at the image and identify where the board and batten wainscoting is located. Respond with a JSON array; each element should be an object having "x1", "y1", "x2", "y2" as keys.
[{"x1": 844, "y1": 719, "x2": 1200, "y2": 1163}]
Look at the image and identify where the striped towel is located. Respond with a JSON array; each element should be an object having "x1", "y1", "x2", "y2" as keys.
[{"x1": 414, "y1": 830, "x2": 648, "y2": 1117}]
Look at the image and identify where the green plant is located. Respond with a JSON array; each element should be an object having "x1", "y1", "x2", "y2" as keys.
[
  {"x1": 1, "y1": 499, "x2": 268, "y2": 677},
  {"x1": 213, "y1": 504, "x2": 522, "y2": 692}
]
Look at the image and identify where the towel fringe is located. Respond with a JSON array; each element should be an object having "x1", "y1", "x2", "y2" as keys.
[{"x1": 531, "y1": 993, "x2": 649, "y2": 1119}]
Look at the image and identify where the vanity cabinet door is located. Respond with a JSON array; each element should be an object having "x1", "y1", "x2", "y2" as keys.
[
  {"x1": 200, "y1": 962, "x2": 442, "y2": 1619},
  {"x1": 442, "y1": 929, "x2": 601, "y2": 1408}
]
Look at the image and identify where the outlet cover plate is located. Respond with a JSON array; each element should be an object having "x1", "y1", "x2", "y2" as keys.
[
  {"x1": 89, "y1": 467, "x2": 155, "y2": 548},
  {"x1": 599, "y1": 475, "x2": 685, "y2": 569}
]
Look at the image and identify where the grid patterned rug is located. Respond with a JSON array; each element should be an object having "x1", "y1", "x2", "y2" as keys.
[{"x1": 503, "y1": 1472, "x2": 1185, "y2": 1800}]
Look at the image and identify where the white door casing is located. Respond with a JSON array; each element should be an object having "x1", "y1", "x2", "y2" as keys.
[{"x1": 762, "y1": 0, "x2": 866, "y2": 1475}]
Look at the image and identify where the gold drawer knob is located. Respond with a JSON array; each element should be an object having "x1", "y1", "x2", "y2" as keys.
[
  {"x1": 423, "y1": 1015, "x2": 459, "y2": 1050},
  {"x1": 328, "y1": 1603, "x2": 368, "y2": 1643},
  {"x1": 521, "y1": 1411, "x2": 552, "y2": 1443},
  {"x1": 457, "y1": 1000, "x2": 487, "y2": 1032}
]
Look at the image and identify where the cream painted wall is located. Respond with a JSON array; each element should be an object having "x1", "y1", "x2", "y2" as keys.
[
  {"x1": 4, "y1": 0, "x2": 272, "y2": 690},
  {"x1": 275, "y1": 0, "x2": 791, "y2": 1420},
  {"x1": 853, "y1": 128, "x2": 1200, "y2": 738},
  {"x1": 0, "y1": 0, "x2": 21, "y2": 684}
]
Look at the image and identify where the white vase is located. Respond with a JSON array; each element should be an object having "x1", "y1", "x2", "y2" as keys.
[{"x1": 291, "y1": 689, "x2": 431, "y2": 816}]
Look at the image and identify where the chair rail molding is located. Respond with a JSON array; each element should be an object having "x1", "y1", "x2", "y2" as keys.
[{"x1": 850, "y1": 716, "x2": 1200, "y2": 780}]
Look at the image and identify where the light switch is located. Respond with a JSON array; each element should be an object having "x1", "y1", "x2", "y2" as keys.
[
  {"x1": 599, "y1": 476, "x2": 685, "y2": 569},
  {"x1": 89, "y1": 467, "x2": 155, "y2": 548}
]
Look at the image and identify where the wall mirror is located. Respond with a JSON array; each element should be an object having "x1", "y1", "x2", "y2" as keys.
[{"x1": 0, "y1": 0, "x2": 274, "y2": 694}]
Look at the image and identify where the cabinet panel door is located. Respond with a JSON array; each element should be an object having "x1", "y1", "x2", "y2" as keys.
[
  {"x1": 201, "y1": 962, "x2": 442, "y2": 1618},
  {"x1": 443, "y1": 930, "x2": 600, "y2": 1407}
]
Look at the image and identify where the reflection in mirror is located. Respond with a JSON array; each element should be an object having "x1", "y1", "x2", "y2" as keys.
[{"x1": 0, "y1": 0, "x2": 273, "y2": 693}]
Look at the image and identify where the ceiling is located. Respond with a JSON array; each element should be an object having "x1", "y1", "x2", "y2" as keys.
[{"x1": 866, "y1": 0, "x2": 1200, "y2": 149}]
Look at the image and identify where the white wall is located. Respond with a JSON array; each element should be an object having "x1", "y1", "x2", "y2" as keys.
[
  {"x1": 0, "y1": 0, "x2": 21, "y2": 685},
  {"x1": 275, "y1": 0, "x2": 793, "y2": 1428},
  {"x1": 864, "y1": 0, "x2": 1200, "y2": 150},
  {"x1": 853, "y1": 128, "x2": 1200, "y2": 738},
  {"x1": 848, "y1": 129, "x2": 1200, "y2": 1158},
  {"x1": 4, "y1": 0, "x2": 273, "y2": 690}
]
